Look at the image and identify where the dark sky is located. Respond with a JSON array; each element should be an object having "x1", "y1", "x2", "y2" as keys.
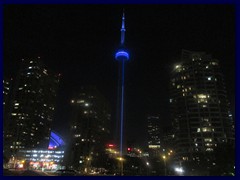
[{"x1": 4, "y1": 5, "x2": 235, "y2": 147}]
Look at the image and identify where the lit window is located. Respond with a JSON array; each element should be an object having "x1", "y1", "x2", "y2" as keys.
[
  {"x1": 198, "y1": 94, "x2": 206, "y2": 99},
  {"x1": 202, "y1": 127, "x2": 212, "y2": 132},
  {"x1": 77, "y1": 100, "x2": 84, "y2": 103},
  {"x1": 177, "y1": 85, "x2": 181, "y2": 89},
  {"x1": 211, "y1": 62, "x2": 218, "y2": 66},
  {"x1": 204, "y1": 138, "x2": 212, "y2": 142},
  {"x1": 43, "y1": 69, "x2": 48, "y2": 75},
  {"x1": 203, "y1": 118, "x2": 209, "y2": 122},
  {"x1": 197, "y1": 94, "x2": 209, "y2": 103},
  {"x1": 175, "y1": 65, "x2": 181, "y2": 69},
  {"x1": 11, "y1": 113, "x2": 17, "y2": 116},
  {"x1": 15, "y1": 103, "x2": 19, "y2": 106},
  {"x1": 206, "y1": 148, "x2": 213, "y2": 151},
  {"x1": 175, "y1": 64, "x2": 183, "y2": 72}
]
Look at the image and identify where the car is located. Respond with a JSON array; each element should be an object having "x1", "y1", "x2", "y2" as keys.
[{"x1": 55, "y1": 169, "x2": 78, "y2": 176}]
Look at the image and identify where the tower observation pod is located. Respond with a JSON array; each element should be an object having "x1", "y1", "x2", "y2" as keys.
[{"x1": 115, "y1": 11, "x2": 130, "y2": 61}]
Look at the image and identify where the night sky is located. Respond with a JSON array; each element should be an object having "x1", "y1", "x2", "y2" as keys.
[{"x1": 4, "y1": 5, "x2": 235, "y2": 147}]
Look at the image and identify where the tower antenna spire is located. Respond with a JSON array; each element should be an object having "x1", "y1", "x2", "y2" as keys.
[{"x1": 120, "y1": 9, "x2": 126, "y2": 45}]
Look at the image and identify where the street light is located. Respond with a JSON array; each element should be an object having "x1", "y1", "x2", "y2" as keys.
[
  {"x1": 117, "y1": 157, "x2": 125, "y2": 176},
  {"x1": 162, "y1": 155, "x2": 167, "y2": 176},
  {"x1": 146, "y1": 162, "x2": 150, "y2": 175}
]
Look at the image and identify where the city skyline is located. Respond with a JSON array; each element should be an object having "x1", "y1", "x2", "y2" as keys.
[{"x1": 4, "y1": 4, "x2": 235, "y2": 147}]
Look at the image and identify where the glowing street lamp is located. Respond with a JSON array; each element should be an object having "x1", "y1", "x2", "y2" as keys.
[
  {"x1": 117, "y1": 156, "x2": 125, "y2": 176},
  {"x1": 162, "y1": 155, "x2": 167, "y2": 176}
]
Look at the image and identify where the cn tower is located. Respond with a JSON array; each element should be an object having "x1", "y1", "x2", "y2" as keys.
[{"x1": 115, "y1": 10, "x2": 130, "y2": 164}]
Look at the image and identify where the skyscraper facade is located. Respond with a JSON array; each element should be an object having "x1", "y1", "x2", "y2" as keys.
[
  {"x1": 3, "y1": 78, "x2": 12, "y2": 111},
  {"x1": 3, "y1": 78, "x2": 13, "y2": 128},
  {"x1": 69, "y1": 86, "x2": 111, "y2": 170},
  {"x1": 147, "y1": 116, "x2": 161, "y2": 157},
  {"x1": 4, "y1": 57, "x2": 59, "y2": 156},
  {"x1": 170, "y1": 50, "x2": 234, "y2": 162},
  {"x1": 147, "y1": 116, "x2": 161, "y2": 148}
]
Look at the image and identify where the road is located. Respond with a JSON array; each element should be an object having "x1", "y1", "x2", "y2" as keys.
[{"x1": 3, "y1": 169, "x2": 53, "y2": 176}]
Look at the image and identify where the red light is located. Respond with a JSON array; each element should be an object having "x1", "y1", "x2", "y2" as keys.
[
  {"x1": 127, "y1": 148, "x2": 131, "y2": 151},
  {"x1": 108, "y1": 144, "x2": 114, "y2": 147},
  {"x1": 48, "y1": 146, "x2": 54, "y2": 150}
]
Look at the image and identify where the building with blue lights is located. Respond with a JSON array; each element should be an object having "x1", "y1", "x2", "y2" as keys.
[
  {"x1": 48, "y1": 131, "x2": 66, "y2": 150},
  {"x1": 7, "y1": 131, "x2": 65, "y2": 170}
]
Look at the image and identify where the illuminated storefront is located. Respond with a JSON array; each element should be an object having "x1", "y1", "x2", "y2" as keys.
[
  {"x1": 16, "y1": 149, "x2": 64, "y2": 170},
  {"x1": 7, "y1": 131, "x2": 65, "y2": 170}
]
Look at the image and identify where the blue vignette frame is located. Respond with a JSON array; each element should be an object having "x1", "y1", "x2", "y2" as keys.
[{"x1": 0, "y1": 0, "x2": 238, "y2": 179}]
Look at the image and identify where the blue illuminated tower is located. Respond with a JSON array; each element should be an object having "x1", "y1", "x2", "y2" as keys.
[{"x1": 115, "y1": 11, "x2": 130, "y2": 160}]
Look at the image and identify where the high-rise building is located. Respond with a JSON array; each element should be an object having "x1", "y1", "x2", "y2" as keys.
[
  {"x1": 147, "y1": 116, "x2": 161, "y2": 149},
  {"x1": 147, "y1": 116, "x2": 161, "y2": 158},
  {"x1": 170, "y1": 50, "x2": 234, "y2": 163},
  {"x1": 3, "y1": 78, "x2": 13, "y2": 129},
  {"x1": 69, "y1": 86, "x2": 111, "y2": 170},
  {"x1": 3, "y1": 78, "x2": 12, "y2": 110},
  {"x1": 4, "y1": 57, "x2": 60, "y2": 156}
]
